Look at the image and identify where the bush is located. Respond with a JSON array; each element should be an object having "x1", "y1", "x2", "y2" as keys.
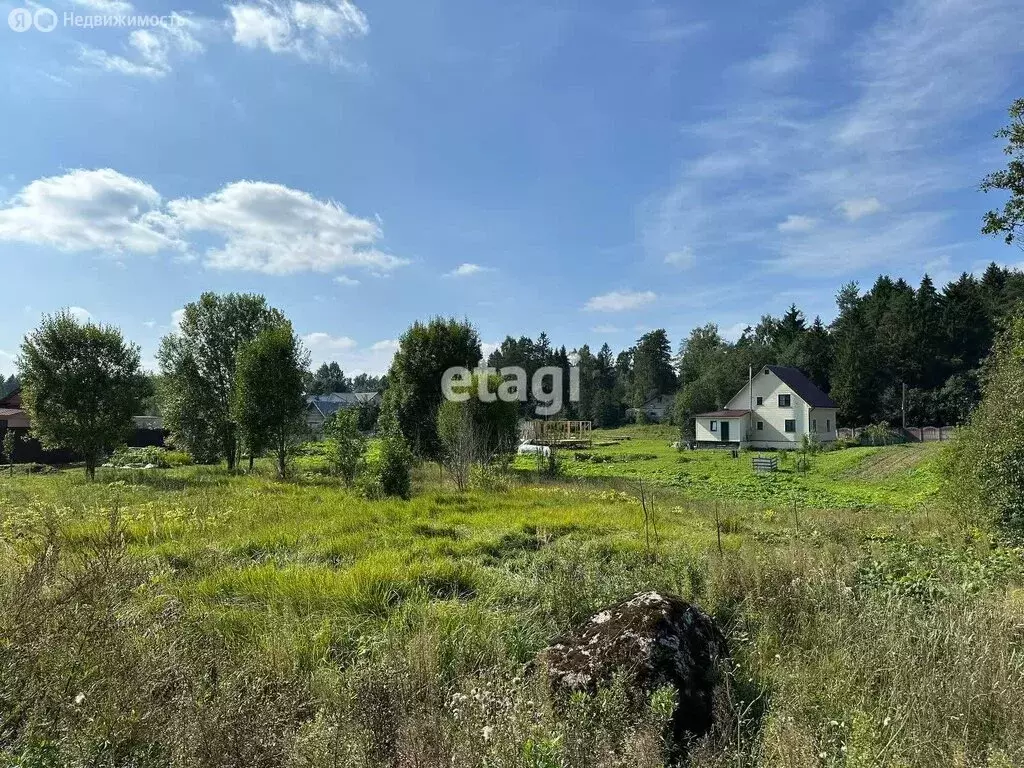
[
  {"x1": 107, "y1": 445, "x2": 192, "y2": 468},
  {"x1": 375, "y1": 408, "x2": 413, "y2": 499}
]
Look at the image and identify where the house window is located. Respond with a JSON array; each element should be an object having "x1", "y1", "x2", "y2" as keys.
[
  {"x1": 784, "y1": 419, "x2": 796, "y2": 433},
  {"x1": 756, "y1": 421, "x2": 764, "y2": 431},
  {"x1": 826, "y1": 418, "x2": 831, "y2": 431},
  {"x1": 755, "y1": 396, "x2": 763, "y2": 406},
  {"x1": 710, "y1": 420, "x2": 717, "y2": 432},
  {"x1": 812, "y1": 419, "x2": 817, "y2": 432},
  {"x1": 778, "y1": 394, "x2": 791, "y2": 407}
]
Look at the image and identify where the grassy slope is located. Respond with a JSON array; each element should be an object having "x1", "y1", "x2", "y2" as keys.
[
  {"x1": 2, "y1": 430, "x2": 1022, "y2": 766},
  {"x1": 517, "y1": 425, "x2": 943, "y2": 510}
]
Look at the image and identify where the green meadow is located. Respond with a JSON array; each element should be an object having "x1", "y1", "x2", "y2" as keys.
[{"x1": 2, "y1": 427, "x2": 1023, "y2": 767}]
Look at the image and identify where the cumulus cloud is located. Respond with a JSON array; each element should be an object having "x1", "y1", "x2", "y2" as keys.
[
  {"x1": 303, "y1": 335, "x2": 397, "y2": 374},
  {"x1": 0, "y1": 169, "x2": 406, "y2": 278},
  {"x1": 302, "y1": 332, "x2": 357, "y2": 352},
  {"x1": 229, "y1": 0, "x2": 368, "y2": 64},
  {"x1": 583, "y1": 290, "x2": 656, "y2": 312},
  {"x1": 334, "y1": 275, "x2": 360, "y2": 286},
  {"x1": 169, "y1": 180, "x2": 405, "y2": 275},
  {"x1": 67, "y1": 306, "x2": 93, "y2": 323},
  {"x1": 0, "y1": 169, "x2": 180, "y2": 254}
]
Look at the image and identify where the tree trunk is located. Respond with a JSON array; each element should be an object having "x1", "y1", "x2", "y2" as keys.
[{"x1": 249, "y1": 454, "x2": 254, "y2": 472}]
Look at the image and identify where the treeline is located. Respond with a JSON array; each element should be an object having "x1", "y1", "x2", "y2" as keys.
[
  {"x1": 304, "y1": 362, "x2": 385, "y2": 396},
  {"x1": 0, "y1": 375, "x2": 18, "y2": 399},
  {"x1": 480, "y1": 264, "x2": 1024, "y2": 431}
]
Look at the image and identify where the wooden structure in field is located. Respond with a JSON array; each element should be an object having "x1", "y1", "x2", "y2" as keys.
[{"x1": 529, "y1": 420, "x2": 592, "y2": 448}]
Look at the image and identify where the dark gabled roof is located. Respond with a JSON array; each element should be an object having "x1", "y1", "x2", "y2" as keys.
[
  {"x1": 766, "y1": 366, "x2": 836, "y2": 408},
  {"x1": 306, "y1": 392, "x2": 380, "y2": 418}
]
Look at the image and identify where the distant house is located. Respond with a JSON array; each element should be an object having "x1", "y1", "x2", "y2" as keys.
[
  {"x1": 0, "y1": 388, "x2": 168, "y2": 462},
  {"x1": 694, "y1": 366, "x2": 837, "y2": 449},
  {"x1": 626, "y1": 394, "x2": 675, "y2": 423},
  {"x1": 0, "y1": 388, "x2": 30, "y2": 429},
  {"x1": 305, "y1": 392, "x2": 382, "y2": 434}
]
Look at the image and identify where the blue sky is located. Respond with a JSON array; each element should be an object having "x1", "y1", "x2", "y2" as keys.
[{"x1": 0, "y1": 0, "x2": 1021, "y2": 375}]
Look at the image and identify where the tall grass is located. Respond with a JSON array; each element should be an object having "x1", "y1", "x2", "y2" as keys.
[{"x1": 1, "y1": 439, "x2": 1022, "y2": 766}]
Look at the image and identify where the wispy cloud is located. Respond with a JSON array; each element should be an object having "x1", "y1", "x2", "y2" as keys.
[
  {"x1": 837, "y1": 197, "x2": 883, "y2": 221},
  {"x1": 445, "y1": 262, "x2": 491, "y2": 278},
  {"x1": 664, "y1": 247, "x2": 696, "y2": 268},
  {"x1": 643, "y1": 0, "x2": 1024, "y2": 280},
  {"x1": 777, "y1": 215, "x2": 817, "y2": 233}
]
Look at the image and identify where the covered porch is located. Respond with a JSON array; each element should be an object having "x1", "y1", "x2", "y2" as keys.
[{"x1": 693, "y1": 409, "x2": 750, "y2": 449}]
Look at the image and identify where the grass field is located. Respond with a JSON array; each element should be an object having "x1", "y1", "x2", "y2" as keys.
[{"x1": 2, "y1": 427, "x2": 1022, "y2": 767}]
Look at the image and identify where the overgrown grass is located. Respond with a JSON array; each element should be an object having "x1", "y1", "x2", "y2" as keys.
[{"x1": 0, "y1": 427, "x2": 1020, "y2": 766}]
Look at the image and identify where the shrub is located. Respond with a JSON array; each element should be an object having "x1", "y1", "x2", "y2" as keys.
[{"x1": 107, "y1": 445, "x2": 192, "y2": 468}]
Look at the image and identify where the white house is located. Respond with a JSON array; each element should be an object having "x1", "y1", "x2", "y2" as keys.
[{"x1": 694, "y1": 366, "x2": 837, "y2": 449}]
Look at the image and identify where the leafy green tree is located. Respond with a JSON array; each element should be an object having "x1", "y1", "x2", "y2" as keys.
[
  {"x1": 376, "y1": 404, "x2": 413, "y2": 499},
  {"x1": 233, "y1": 323, "x2": 310, "y2": 479},
  {"x1": 18, "y1": 311, "x2": 145, "y2": 479},
  {"x1": 437, "y1": 372, "x2": 520, "y2": 489},
  {"x1": 941, "y1": 306, "x2": 1024, "y2": 530},
  {"x1": 159, "y1": 293, "x2": 286, "y2": 469},
  {"x1": 305, "y1": 362, "x2": 350, "y2": 395},
  {"x1": 384, "y1": 317, "x2": 481, "y2": 459},
  {"x1": 981, "y1": 97, "x2": 1024, "y2": 245},
  {"x1": 324, "y1": 408, "x2": 366, "y2": 486}
]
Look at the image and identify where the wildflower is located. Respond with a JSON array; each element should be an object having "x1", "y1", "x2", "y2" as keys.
[
  {"x1": 74, "y1": 692, "x2": 85, "y2": 706},
  {"x1": 482, "y1": 726, "x2": 494, "y2": 741}
]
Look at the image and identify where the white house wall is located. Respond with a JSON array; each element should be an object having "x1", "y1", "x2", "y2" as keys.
[
  {"x1": 695, "y1": 418, "x2": 741, "y2": 443},
  {"x1": 725, "y1": 370, "x2": 836, "y2": 448}
]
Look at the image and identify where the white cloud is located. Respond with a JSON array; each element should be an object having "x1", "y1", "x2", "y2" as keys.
[
  {"x1": 229, "y1": 0, "x2": 368, "y2": 64},
  {"x1": 741, "y1": 4, "x2": 831, "y2": 79},
  {"x1": 591, "y1": 324, "x2": 622, "y2": 334},
  {"x1": 583, "y1": 290, "x2": 656, "y2": 312},
  {"x1": 0, "y1": 169, "x2": 408, "y2": 278},
  {"x1": 303, "y1": 335, "x2": 397, "y2": 374},
  {"x1": 143, "y1": 319, "x2": 157, "y2": 328},
  {"x1": 73, "y1": 0, "x2": 133, "y2": 13},
  {"x1": 777, "y1": 215, "x2": 817, "y2": 233},
  {"x1": 80, "y1": 14, "x2": 205, "y2": 78},
  {"x1": 335, "y1": 275, "x2": 360, "y2": 286},
  {"x1": 302, "y1": 332, "x2": 358, "y2": 352},
  {"x1": 169, "y1": 180, "x2": 405, "y2": 275},
  {"x1": 664, "y1": 247, "x2": 696, "y2": 268},
  {"x1": 720, "y1": 322, "x2": 749, "y2": 343},
  {"x1": 0, "y1": 169, "x2": 181, "y2": 254},
  {"x1": 643, "y1": 0, "x2": 1024, "y2": 279},
  {"x1": 445, "y1": 262, "x2": 491, "y2": 278},
  {"x1": 480, "y1": 340, "x2": 500, "y2": 360},
  {"x1": 67, "y1": 306, "x2": 92, "y2": 323},
  {"x1": 171, "y1": 308, "x2": 186, "y2": 329},
  {"x1": 837, "y1": 197, "x2": 883, "y2": 221}
]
